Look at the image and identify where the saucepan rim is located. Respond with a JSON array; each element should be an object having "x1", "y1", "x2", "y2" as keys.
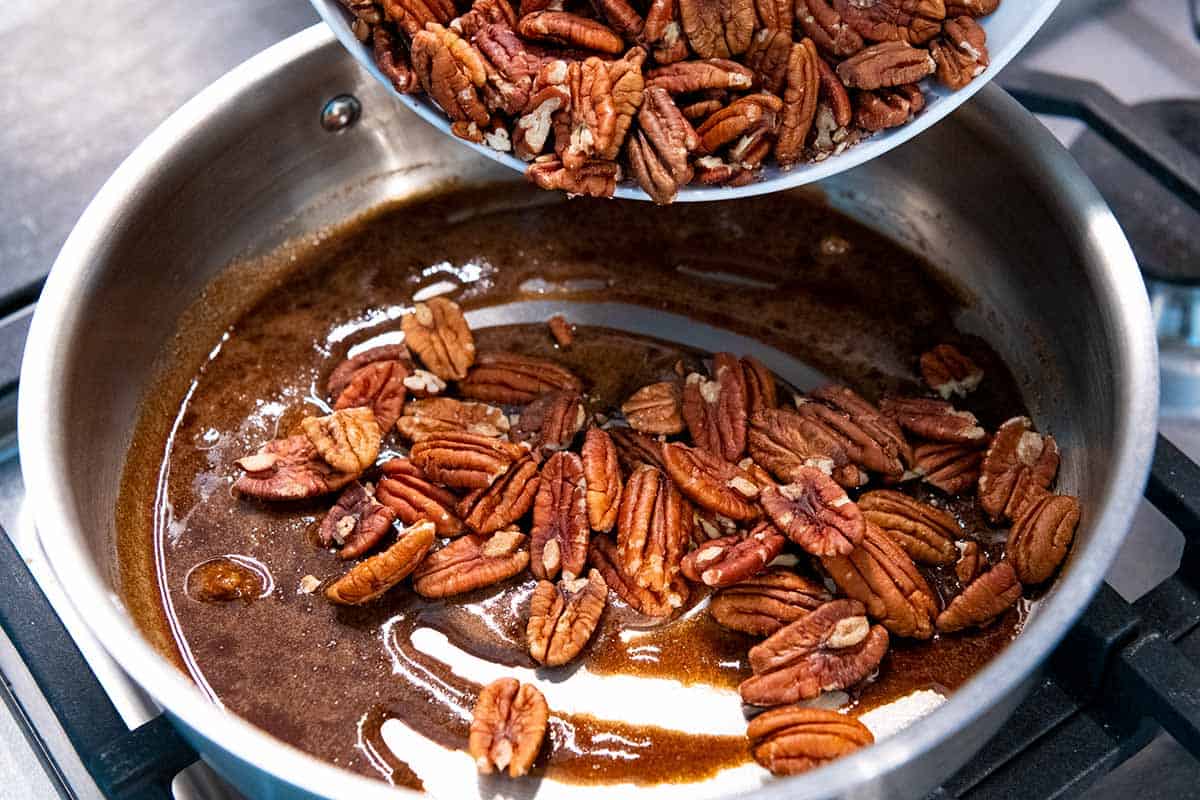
[{"x1": 17, "y1": 24, "x2": 1158, "y2": 800}]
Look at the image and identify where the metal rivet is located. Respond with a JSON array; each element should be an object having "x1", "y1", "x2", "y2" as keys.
[{"x1": 321, "y1": 94, "x2": 361, "y2": 132}]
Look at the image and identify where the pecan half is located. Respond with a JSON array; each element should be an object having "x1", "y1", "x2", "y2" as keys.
[
  {"x1": 396, "y1": 397, "x2": 510, "y2": 442},
  {"x1": 519, "y1": 11, "x2": 626, "y2": 54},
  {"x1": 450, "y1": 0, "x2": 517, "y2": 36},
  {"x1": 460, "y1": 351, "x2": 585, "y2": 404},
  {"x1": 683, "y1": 353, "x2": 749, "y2": 462},
  {"x1": 234, "y1": 435, "x2": 351, "y2": 500},
  {"x1": 474, "y1": 23, "x2": 543, "y2": 117},
  {"x1": 821, "y1": 523, "x2": 937, "y2": 639},
  {"x1": 1008, "y1": 494, "x2": 1080, "y2": 585},
  {"x1": 913, "y1": 440, "x2": 983, "y2": 495},
  {"x1": 609, "y1": 426, "x2": 666, "y2": 474},
  {"x1": 662, "y1": 442, "x2": 761, "y2": 521},
  {"x1": 642, "y1": 0, "x2": 690, "y2": 63},
  {"x1": 621, "y1": 380, "x2": 685, "y2": 434},
  {"x1": 931, "y1": 15, "x2": 988, "y2": 90},
  {"x1": 854, "y1": 83, "x2": 925, "y2": 130},
  {"x1": 555, "y1": 50, "x2": 646, "y2": 169},
  {"x1": 936, "y1": 560, "x2": 1021, "y2": 633},
  {"x1": 382, "y1": 0, "x2": 456, "y2": 36},
  {"x1": 547, "y1": 314, "x2": 574, "y2": 348},
  {"x1": 741, "y1": 356, "x2": 777, "y2": 417},
  {"x1": 834, "y1": 0, "x2": 946, "y2": 45},
  {"x1": 627, "y1": 88, "x2": 701, "y2": 204},
  {"x1": 410, "y1": 431, "x2": 529, "y2": 490},
  {"x1": 678, "y1": 0, "x2": 755, "y2": 58},
  {"x1": 760, "y1": 469, "x2": 864, "y2": 557},
  {"x1": 617, "y1": 465, "x2": 692, "y2": 599},
  {"x1": 955, "y1": 540, "x2": 983, "y2": 584},
  {"x1": 749, "y1": 407, "x2": 861, "y2": 488},
  {"x1": 590, "y1": 534, "x2": 688, "y2": 616},
  {"x1": 775, "y1": 39, "x2": 821, "y2": 167},
  {"x1": 330, "y1": 354, "x2": 409, "y2": 433},
  {"x1": 681, "y1": 522, "x2": 784, "y2": 586},
  {"x1": 469, "y1": 678, "x2": 548, "y2": 777},
  {"x1": 817, "y1": 56, "x2": 854, "y2": 127},
  {"x1": 836, "y1": 40, "x2": 936, "y2": 89},
  {"x1": 400, "y1": 297, "x2": 476, "y2": 381},
  {"x1": 319, "y1": 482, "x2": 398, "y2": 560},
  {"x1": 301, "y1": 407, "x2": 383, "y2": 476},
  {"x1": 747, "y1": 706, "x2": 874, "y2": 775},
  {"x1": 527, "y1": 155, "x2": 621, "y2": 197},
  {"x1": 879, "y1": 396, "x2": 985, "y2": 444},
  {"x1": 858, "y1": 489, "x2": 958, "y2": 565},
  {"x1": 377, "y1": 457, "x2": 465, "y2": 536},
  {"x1": 411, "y1": 24, "x2": 490, "y2": 127},
  {"x1": 796, "y1": 0, "x2": 864, "y2": 57},
  {"x1": 582, "y1": 427, "x2": 623, "y2": 532},
  {"x1": 646, "y1": 59, "x2": 755, "y2": 93},
  {"x1": 709, "y1": 567, "x2": 831, "y2": 635},
  {"x1": 325, "y1": 521, "x2": 436, "y2": 605},
  {"x1": 744, "y1": 28, "x2": 791, "y2": 95},
  {"x1": 412, "y1": 529, "x2": 531, "y2": 598},
  {"x1": 697, "y1": 93, "x2": 783, "y2": 167},
  {"x1": 373, "y1": 26, "x2": 420, "y2": 94},
  {"x1": 594, "y1": 0, "x2": 646, "y2": 38},
  {"x1": 920, "y1": 343, "x2": 983, "y2": 398},
  {"x1": 527, "y1": 569, "x2": 608, "y2": 665},
  {"x1": 978, "y1": 416, "x2": 1060, "y2": 522},
  {"x1": 531, "y1": 451, "x2": 589, "y2": 579},
  {"x1": 458, "y1": 456, "x2": 541, "y2": 534},
  {"x1": 803, "y1": 384, "x2": 911, "y2": 477},
  {"x1": 945, "y1": 0, "x2": 998, "y2": 15},
  {"x1": 329, "y1": 344, "x2": 411, "y2": 398},
  {"x1": 513, "y1": 60, "x2": 571, "y2": 161},
  {"x1": 740, "y1": 599, "x2": 889, "y2": 705},
  {"x1": 513, "y1": 391, "x2": 586, "y2": 453}
]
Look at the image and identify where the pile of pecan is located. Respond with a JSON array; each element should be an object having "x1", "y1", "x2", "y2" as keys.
[
  {"x1": 231, "y1": 298, "x2": 1079, "y2": 778},
  {"x1": 338, "y1": 0, "x2": 999, "y2": 202}
]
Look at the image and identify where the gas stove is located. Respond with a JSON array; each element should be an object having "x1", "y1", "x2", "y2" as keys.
[{"x1": 1, "y1": 1, "x2": 1199, "y2": 798}]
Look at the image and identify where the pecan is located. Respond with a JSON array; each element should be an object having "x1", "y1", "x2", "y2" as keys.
[
  {"x1": 693, "y1": 506, "x2": 739, "y2": 542},
  {"x1": 678, "y1": 0, "x2": 755, "y2": 58},
  {"x1": 342, "y1": 0, "x2": 383, "y2": 40},
  {"x1": 754, "y1": 0, "x2": 791, "y2": 31},
  {"x1": 760, "y1": 468, "x2": 864, "y2": 556},
  {"x1": 519, "y1": 11, "x2": 625, "y2": 54},
  {"x1": 530, "y1": 451, "x2": 589, "y2": 579},
  {"x1": 547, "y1": 314, "x2": 574, "y2": 348},
  {"x1": 372, "y1": 26, "x2": 420, "y2": 94},
  {"x1": 643, "y1": 0, "x2": 691, "y2": 63},
  {"x1": 834, "y1": 0, "x2": 945, "y2": 45},
  {"x1": 234, "y1": 435, "x2": 348, "y2": 500},
  {"x1": 513, "y1": 391, "x2": 586, "y2": 452},
  {"x1": 978, "y1": 416, "x2": 1060, "y2": 522},
  {"x1": 745, "y1": 29, "x2": 792, "y2": 95},
  {"x1": 609, "y1": 426, "x2": 666, "y2": 474},
  {"x1": 692, "y1": 155, "x2": 755, "y2": 186},
  {"x1": 319, "y1": 482, "x2": 398, "y2": 559},
  {"x1": 936, "y1": 560, "x2": 1021, "y2": 633},
  {"x1": 1008, "y1": 494, "x2": 1080, "y2": 585},
  {"x1": 300, "y1": 407, "x2": 383, "y2": 476},
  {"x1": 412, "y1": 529, "x2": 531, "y2": 597},
  {"x1": 382, "y1": 0, "x2": 456, "y2": 36},
  {"x1": 646, "y1": 59, "x2": 755, "y2": 94},
  {"x1": 616, "y1": 465, "x2": 692, "y2": 600},
  {"x1": 594, "y1": 0, "x2": 646, "y2": 38},
  {"x1": 747, "y1": 706, "x2": 874, "y2": 775},
  {"x1": 662, "y1": 442, "x2": 761, "y2": 521},
  {"x1": 858, "y1": 489, "x2": 958, "y2": 565},
  {"x1": 920, "y1": 343, "x2": 983, "y2": 398},
  {"x1": 328, "y1": 344, "x2": 411, "y2": 398},
  {"x1": 682, "y1": 353, "x2": 749, "y2": 462},
  {"x1": 931, "y1": 15, "x2": 988, "y2": 89},
  {"x1": 377, "y1": 457, "x2": 465, "y2": 536},
  {"x1": 459, "y1": 351, "x2": 584, "y2": 404},
  {"x1": 913, "y1": 440, "x2": 983, "y2": 495},
  {"x1": 817, "y1": 57, "x2": 854, "y2": 127},
  {"x1": 527, "y1": 156, "x2": 621, "y2": 197},
  {"x1": 451, "y1": 0, "x2": 517, "y2": 36},
  {"x1": 696, "y1": 93, "x2": 783, "y2": 167},
  {"x1": 404, "y1": 368, "x2": 448, "y2": 398},
  {"x1": 955, "y1": 540, "x2": 983, "y2": 584},
  {"x1": 458, "y1": 456, "x2": 541, "y2": 534},
  {"x1": 821, "y1": 523, "x2": 938, "y2": 639},
  {"x1": 475, "y1": 24, "x2": 543, "y2": 117},
  {"x1": 749, "y1": 407, "x2": 860, "y2": 487},
  {"x1": 513, "y1": 61, "x2": 571, "y2": 161},
  {"x1": 854, "y1": 84, "x2": 926, "y2": 131},
  {"x1": 945, "y1": 0, "x2": 998, "y2": 15},
  {"x1": 774, "y1": 39, "x2": 821, "y2": 167},
  {"x1": 796, "y1": 0, "x2": 864, "y2": 57},
  {"x1": 396, "y1": 397, "x2": 510, "y2": 442},
  {"x1": 709, "y1": 567, "x2": 832, "y2": 636},
  {"x1": 527, "y1": 569, "x2": 608, "y2": 665},
  {"x1": 400, "y1": 297, "x2": 476, "y2": 381},
  {"x1": 740, "y1": 599, "x2": 889, "y2": 705},
  {"x1": 556, "y1": 50, "x2": 646, "y2": 168},
  {"x1": 410, "y1": 431, "x2": 529, "y2": 490},
  {"x1": 411, "y1": 24, "x2": 490, "y2": 127},
  {"x1": 469, "y1": 678, "x2": 548, "y2": 777},
  {"x1": 879, "y1": 396, "x2": 985, "y2": 445},
  {"x1": 803, "y1": 384, "x2": 912, "y2": 477},
  {"x1": 325, "y1": 521, "x2": 436, "y2": 605},
  {"x1": 582, "y1": 427, "x2": 623, "y2": 532},
  {"x1": 681, "y1": 522, "x2": 784, "y2": 586},
  {"x1": 329, "y1": 351, "x2": 409, "y2": 434},
  {"x1": 836, "y1": 40, "x2": 936, "y2": 90},
  {"x1": 627, "y1": 88, "x2": 701, "y2": 205},
  {"x1": 590, "y1": 534, "x2": 688, "y2": 616},
  {"x1": 621, "y1": 380, "x2": 684, "y2": 434},
  {"x1": 741, "y1": 356, "x2": 777, "y2": 417}
]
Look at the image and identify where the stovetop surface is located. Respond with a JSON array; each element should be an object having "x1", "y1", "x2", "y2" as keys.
[{"x1": 2, "y1": 1, "x2": 1199, "y2": 798}]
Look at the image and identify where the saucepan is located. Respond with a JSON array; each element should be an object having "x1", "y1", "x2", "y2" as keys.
[{"x1": 17, "y1": 23, "x2": 1156, "y2": 800}]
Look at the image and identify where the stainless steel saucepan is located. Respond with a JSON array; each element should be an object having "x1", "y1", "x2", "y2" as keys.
[{"x1": 18, "y1": 23, "x2": 1157, "y2": 800}]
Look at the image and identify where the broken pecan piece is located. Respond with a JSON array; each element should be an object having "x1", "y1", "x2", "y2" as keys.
[
  {"x1": 796, "y1": 0, "x2": 864, "y2": 57},
  {"x1": 774, "y1": 39, "x2": 821, "y2": 167},
  {"x1": 821, "y1": 523, "x2": 938, "y2": 639},
  {"x1": 513, "y1": 60, "x2": 571, "y2": 161},
  {"x1": 301, "y1": 407, "x2": 383, "y2": 476},
  {"x1": 460, "y1": 351, "x2": 585, "y2": 404},
  {"x1": 955, "y1": 539, "x2": 983, "y2": 584},
  {"x1": 936, "y1": 560, "x2": 1021, "y2": 633},
  {"x1": 400, "y1": 297, "x2": 475, "y2": 381},
  {"x1": 879, "y1": 396, "x2": 985, "y2": 444},
  {"x1": 590, "y1": 534, "x2": 688, "y2": 616},
  {"x1": 834, "y1": 0, "x2": 946, "y2": 46},
  {"x1": 646, "y1": 59, "x2": 755, "y2": 93},
  {"x1": 945, "y1": 0, "x2": 998, "y2": 16},
  {"x1": 547, "y1": 314, "x2": 574, "y2": 348},
  {"x1": 662, "y1": 442, "x2": 761, "y2": 521},
  {"x1": 531, "y1": 451, "x2": 589, "y2": 579},
  {"x1": 678, "y1": 0, "x2": 756, "y2": 58},
  {"x1": 681, "y1": 521, "x2": 784, "y2": 586},
  {"x1": 609, "y1": 427, "x2": 666, "y2": 474},
  {"x1": 458, "y1": 456, "x2": 541, "y2": 535},
  {"x1": 325, "y1": 521, "x2": 436, "y2": 605},
  {"x1": 709, "y1": 567, "x2": 832, "y2": 636},
  {"x1": 396, "y1": 397, "x2": 510, "y2": 442},
  {"x1": 642, "y1": 0, "x2": 690, "y2": 63},
  {"x1": 740, "y1": 599, "x2": 889, "y2": 705},
  {"x1": 412, "y1": 529, "x2": 531, "y2": 598},
  {"x1": 978, "y1": 416, "x2": 1060, "y2": 522},
  {"x1": 931, "y1": 15, "x2": 989, "y2": 90},
  {"x1": 858, "y1": 489, "x2": 958, "y2": 565},
  {"x1": 913, "y1": 440, "x2": 983, "y2": 495},
  {"x1": 582, "y1": 427, "x2": 622, "y2": 532},
  {"x1": 527, "y1": 569, "x2": 608, "y2": 665},
  {"x1": 513, "y1": 391, "x2": 586, "y2": 453},
  {"x1": 836, "y1": 40, "x2": 936, "y2": 90},
  {"x1": 627, "y1": 88, "x2": 701, "y2": 205},
  {"x1": 377, "y1": 457, "x2": 465, "y2": 536},
  {"x1": 622, "y1": 380, "x2": 685, "y2": 434},
  {"x1": 469, "y1": 678, "x2": 548, "y2": 777},
  {"x1": 920, "y1": 343, "x2": 983, "y2": 398},
  {"x1": 1008, "y1": 494, "x2": 1080, "y2": 585},
  {"x1": 382, "y1": 0, "x2": 456, "y2": 36},
  {"x1": 683, "y1": 352, "x2": 749, "y2": 462},
  {"x1": 747, "y1": 706, "x2": 874, "y2": 775},
  {"x1": 854, "y1": 84, "x2": 926, "y2": 131},
  {"x1": 319, "y1": 481, "x2": 398, "y2": 560},
  {"x1": 410, "y1": 431, "x2": 528, "y2": 490},
  {"x1": 527, "y1": 155, "x2": 621, "y2": 197},
  {"x1": 760, "y1": 468, "x2": 864, "y2": 557},
  {"x1": 411, "y1": 24, "x2": 490, "y2": 127},
  {"x1": 518, "y1": 11, "x2": 626, "y2": 54},
  {"x1": 616, "y1": 465, "x2": 692, "y2": 600}
]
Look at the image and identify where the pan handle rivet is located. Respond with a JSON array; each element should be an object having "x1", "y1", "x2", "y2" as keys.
[{"x1": 321, "y1": 94, "x2": 362, "y2": 132}]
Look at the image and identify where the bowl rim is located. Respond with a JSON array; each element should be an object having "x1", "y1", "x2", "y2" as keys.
[{"x1": 17, "y1": 23, "x2": 1158, "y2": 800}]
